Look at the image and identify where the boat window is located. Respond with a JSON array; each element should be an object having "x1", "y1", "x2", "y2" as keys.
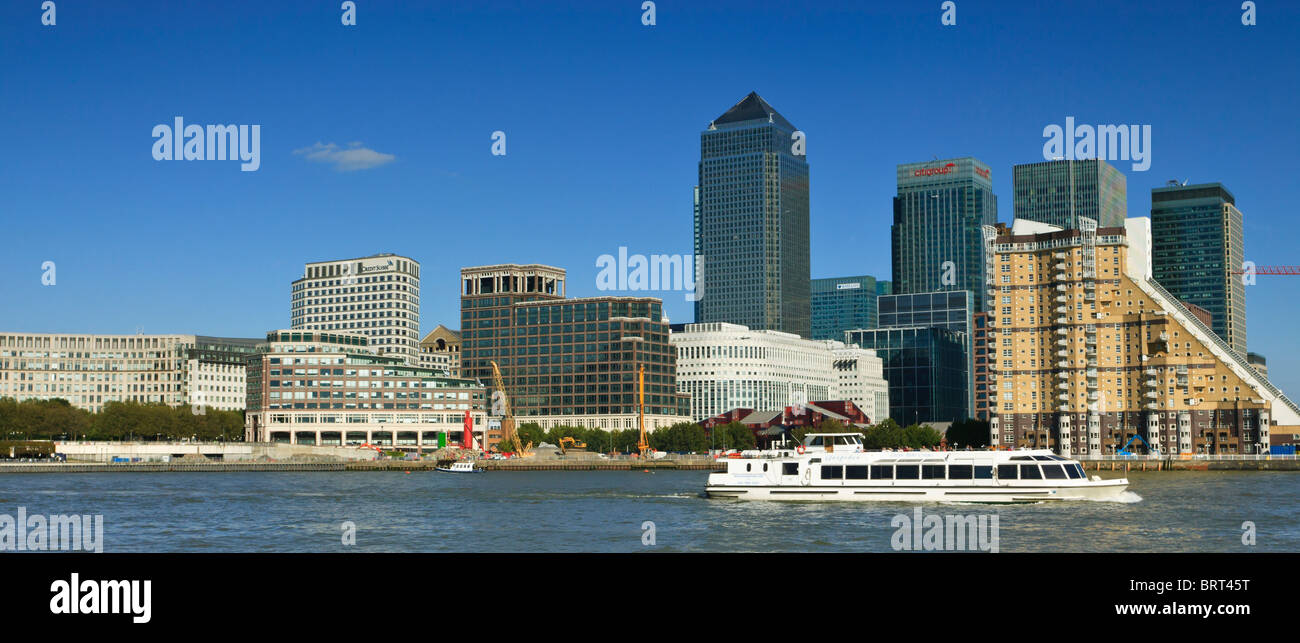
[
  {"x1": 921, "y1": 464, "x2": 945, "y2": 479},
  {"x1": 998, "y1": 464, "x2": 1018, "y2": 479},
  {"x1": 895, "y1": 465, "x2": 919, "y2": 480},
  {"x1": 1048, "y1": 455, "x2": 1067, "y2": 461},
  {"x1": 746, "y1": 463, "x2": 751, "y2": 472},
  {"x1": 1064, "y1": 464, "x2": 1082, "y2": 479},
  {"x1": 1010, "y1": 456, "x2": 1033, "y2": 461},
  {"x1": 845, "y1": 465, "x2": 868, "y2": 480},
  {"x1": 870, "y1": 465, "x2": 893, "y2": 480},
  {"x1": 1042, "y1": 464, "x2": 1067, "y2": 479},
  {"x1": 948, "y1": 464, "x2": 974, "y2": 480},
  {"x1": 974, "y1": 465, "x2": 993, "y2": 479},
  {"x1": 1020, "y1": 464, "x2": 1043, "y2": 479},
  {"x1": 807, "y1": 436, "x2": 824, "y2": 446},
  {"x1": 1074, "y1": 464, "x2": 1086, "y2": 478},
  {"x1": 821, "y1": 465, "x2": 843, "y2": 480},
  {"x1": 783, "y1": 462, "x2": 799, "y2": 476},
  {"x1": 763, "y1": 463, "x2": 768, "y2": 472},
  {"x1": 1032, "y1": 456, "x2": 1055, "y2": 461}
]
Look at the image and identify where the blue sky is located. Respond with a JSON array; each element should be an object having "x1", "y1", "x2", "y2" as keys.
[{"x1": 2, "y1": 0, "x2": 1298, "y2": 393}]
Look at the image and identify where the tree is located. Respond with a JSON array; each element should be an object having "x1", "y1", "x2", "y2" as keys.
[{"x1": 516, "y1": 422, "x2": 545, "y2": 449}]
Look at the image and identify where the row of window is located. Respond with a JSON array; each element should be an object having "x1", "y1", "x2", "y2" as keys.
[{"x1": 794, "y1": 461, "x2": 1088, "y2": 481}]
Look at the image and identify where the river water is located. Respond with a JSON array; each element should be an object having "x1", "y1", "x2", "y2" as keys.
[{"x1": 1, "y1": 470, "x2": 1296, "y2": 552}]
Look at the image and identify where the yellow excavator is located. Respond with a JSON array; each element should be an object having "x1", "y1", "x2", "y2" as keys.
[
  {"x1": 557, "y1": 436, "x2": 587, "y2": 454},
  {"x1": 490, "y1": 360, "x2": 533, "y2": 457}
]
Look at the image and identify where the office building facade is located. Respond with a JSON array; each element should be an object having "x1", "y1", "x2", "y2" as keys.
[
  {"x1": 981, "y1": 218, "x2": 1297, "y2": 455},
  {"x1": 694, "y1": 92, "x2": 810, "y2": 337},
  {"x1": 1150, "y1": 182, "x2": 1246, "y2": 356},
  {"x1": 418, "y1": 325, "x2": 461, "y2": 377},
  {"x1": 0, "y1": 333, "x2": 259, "y2": 413},
  {"x1": 1013, "y1": 159, "x2": 1126, "y2": 230},
  {"x1": 244, "y1": 330, "x2": 485, "y2": 449},
  {"x1": 673, "y1": 322, "x2": 888, "y2": 423},
  {"x1": 844, "y1": 326, "x2": 968, "y2": 426},
  {"x1": 291, "y1": 254, "x2": 421, "y2": 365},
  {"x1": 462, "y1": 265, "x2": 687, "y2": 432},
  {"x1": 891, "y1": 157, "x2": 997, "y2": 313},
  {"x1": 877, "y1": 289, "x2": 976, "y2": 417},
  {"x1": 811, "y1": 276, "x2": 890, "y2": 340}
]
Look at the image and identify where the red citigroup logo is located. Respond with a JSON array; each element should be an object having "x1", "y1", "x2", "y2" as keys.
[
  {"x1": 975, "y1": 166, "x2": 990, "y2": 180},
  {"x1": 913, "y1": 163, "x2": 955, "y2": 177}
]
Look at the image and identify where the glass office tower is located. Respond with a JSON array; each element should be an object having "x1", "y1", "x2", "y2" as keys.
[
  {"x1": 810, "y1": 276, "x2": 891, "y2": 340},
  {"x1": 694, "y1": 92, "x2": 810, "y2": 337},
  {"x1": 1013, "y1": 159, "x2": 1126, "y2": 230},
  {"x1": 845, "y1": 326, "x2": 967, "y2": 426},
  {"x1": 891, "y1": 157, "x2": 997, "y2": 313},
  {"x1": 1150, "y1": 182, "x2": 1246, "y2": 356}
]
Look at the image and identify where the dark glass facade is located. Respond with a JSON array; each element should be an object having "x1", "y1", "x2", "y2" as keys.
[
  {"x1": 503, "y1": 298, "x2": 686, "y2": 418},
  {"x1": 810, "y1": 276, "x2": 890, "y2": 340},
  {"x1": 877, "y1": 290, "x2": 974, "y2": 417},
  {"x1": 1013, "y1": 159, "x2": 1126, "y2": 230},
  {"x1": 1150, "y1": 182, "x2": 1245, "y2": 356},
  {"x1": 695, "y1": 92, "x2": 810, "y2": 337},
  {"x1": 845, "y1": 326, "x2": 967, "y2": 425},
  {"x1": 891, "y1": 157, "x2": 997, "y2": 313}
]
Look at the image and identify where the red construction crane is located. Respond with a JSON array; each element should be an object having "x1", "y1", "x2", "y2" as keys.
[{"x1": 1232, "y1": 266, "x2": 1300, "y2": 275}]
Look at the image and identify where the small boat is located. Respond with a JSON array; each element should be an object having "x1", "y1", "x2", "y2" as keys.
[{"x1": 436, "y1": 461, "x2": 483, "y2": 473}]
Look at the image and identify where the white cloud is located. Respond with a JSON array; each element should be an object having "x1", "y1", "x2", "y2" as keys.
[{"x1": 293, "y1": 141, "x2": 395, "y2": 171}]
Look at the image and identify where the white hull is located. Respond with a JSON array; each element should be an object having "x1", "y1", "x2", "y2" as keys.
[{"x1": 705, "y1": 478, "x2": 1129, "y2": 503}]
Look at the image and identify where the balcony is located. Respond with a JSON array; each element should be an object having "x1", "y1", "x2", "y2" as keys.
[
  {"x1": 1056, "y1": 295, "x2": 1068, "y2": 303},
  {"x1": 1145, "y1": 392, "x2": 1158, "y2": 399},
  {"x1": 1057, "y1": 360, "x2": 1071, "y2": 369},
  {"x1": 1145, "y1": 368, "x2": 1157, "y2": 376},
  {"x1": 1058, "y1": 394, "x2": 1069, "y2": 401},
  {"x1": 1058, "y1": 383, "x2": 1069, "y2": 390},
  {"x1": 1057, "y1": 350, "x2": 1069, "y2": 357},
  {"x1": 1145, "y1": 379, "x2": 1157, "y2": 387},
  {"x1": 1055, "y1": 316, "x2": 1069, "y2": 325},
  {"x1": 1056, "y1": 328, "x2": 1069, "y2": 336},
  {"x1": 1054, "y1": 262, "x2": 1067, "y2": 271}
]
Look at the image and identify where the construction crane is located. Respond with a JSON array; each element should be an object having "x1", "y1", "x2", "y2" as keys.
[
  {"x1": 490, "y1": 360, "x2": 532, "y2": 457},
  {"x1": 1231, "y1": 266, "x2": 1300, "y2": 276},
  {"x1": 637, "y1": 365, "x2": 651, "y2": 456}
]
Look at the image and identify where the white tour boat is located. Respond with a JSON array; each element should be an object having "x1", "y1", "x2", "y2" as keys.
[
  {"x1": 436, "y1": 461, "x2": 483, "y2": 473},
  {"x1": 705, "y1": 433, "x2": 1129, "y2": 503}
]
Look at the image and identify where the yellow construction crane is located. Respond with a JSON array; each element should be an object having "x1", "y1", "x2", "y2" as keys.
[
  {"x1": 490, "y1": 361, "x2": 532, "y2": 457},
  {"x1": 637, "y1": 365, "x2": 650, "y2": 456}
]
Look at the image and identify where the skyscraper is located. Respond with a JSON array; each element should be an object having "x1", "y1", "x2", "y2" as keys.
[
  {"x1": 291, "y1": 254, "x2": 421, "y2": 365},
  {"x1": 1150, "y1": 182, "x2": 1246, "y2": 356},
  {"x1": 1013, "y1": 158, "x2": 1126, "y2": 230},
  {"x1": 810, "y1": 276, "x2": 890, "y2": 341},
  {"x1": 891, "y1": 157, "x2": 997, "y2": 312},
  {"x1": 694, "y1": 92, "x2": 810, "y2": 337}
]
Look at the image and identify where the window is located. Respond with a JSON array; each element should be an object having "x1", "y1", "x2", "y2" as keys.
[
  {"x1": 1064, "y1": 464, "x2": 1083, "y2": 479},
  {"x1": 948, "y1": 464, "x2": 974, "y2": 479},
  {"x1": 922, "y1": 464, "x2": 946, "y2": 479},
  {"x1": 782, "y1": 462, "x2": 799, "y2": 476},
  {"x1": 1042, "y1": 464, "x2": 1067, "y2": 479},
  {"x1": 870, "y1": 465, "x2": 893, "y2": 479},
  {"x1": 845, "y1": 465, "x2": 869, "y2": 480},
  {"x1": 1020, "y1": 464, "x2": 1043, "y2": 479},
  {"x1": 974, "y1": 465, "x2": 993, "y2": 479},
  {"x1": 821, "y1": 465, "x2": 843, "y2": 480},
  {"x1": 895, "y1": 465, "x2": 919, "y2": 480}
]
